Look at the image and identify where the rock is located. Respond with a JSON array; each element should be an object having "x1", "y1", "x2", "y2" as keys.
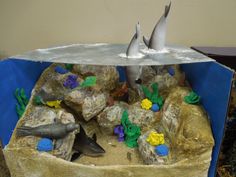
[
  {"x1": 74, "y1": 65, "x2": 119, "y2": 91},
  {"x1": 138, "y1": 87, "x2": 214, "y2": 165},
  {"x1": 36, "y1": 68, "x2": 82, "y2": 101},
  {"x1": 64, "y1": 89, "x2": 107, "y2": 121},
  {"x1": 159, "y1": 87, "x2": 214, "y2": 158},
  {"x1": 11, "y1": 106, "x2": 76, "y2": 161},
  {"x1": 138, "y1": 130, "x2": 169, "y2": 165},
  {"x1": 97, "y1": 102, "x2": 158, "y2": 135},
  {"x1": 97, "y1": 102, "x2": 129, "y2": 134},
  {"x1": 128, "y1": 102, "x2": 158, "y2": 130},
  {"x1": 53, "y1": 110, "x2": 76, "y2": 161}
]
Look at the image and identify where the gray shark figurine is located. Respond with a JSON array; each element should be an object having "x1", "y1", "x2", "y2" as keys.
[
  {"x1": 143, "y1": 2, "x2": 171, "y2": 51},
  {"x1": 126, "y1": 22, "x2": 141, "y2": 57},
  {"x1": 71, "y1": 124, "x2": 105, "y2": 161},
  {"x1": 16, "y1": 122, "x2": 79, "y2": 139}
]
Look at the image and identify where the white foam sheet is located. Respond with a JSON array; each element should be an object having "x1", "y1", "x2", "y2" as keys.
[{"x1": 11, "y1": 43, "x2": 214, "y2": 66}]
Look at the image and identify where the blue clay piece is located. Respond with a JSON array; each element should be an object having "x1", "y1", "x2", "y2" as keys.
[
  {"x1": 167, "y1": 67, "x2": 175, "y2": 76},
  {"x1": 37, "y1": 138, "x2": 53, "y2": 152},
  {"x1": 55, "y1": 66, "x2": 68, "y2": 74},
  {"x1": 155, "y1": 144, "x2": 169, "y2": 156},
  {"x1": 151, "y1": 104, "x2": 160, "y2": 112}
]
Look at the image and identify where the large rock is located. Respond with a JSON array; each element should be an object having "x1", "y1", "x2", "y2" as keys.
[
  {"x1": 8, "y1": 106, "x2": 76, "y2": 161},
  {"x1": 74, "y1": 65, "x2": 119, "y2": 91},
  {"x1": 138, "y1": 87, "x2": 214, "y2": 166},
  {"x1": 36, "y1": 66, "x2": 82, "y2": 101},
  {"x1": 97, "y1": 102, "x2": 129, "y2": 134},
  {"x1": 97, "y1": 102, "x2": 158, "y2": 135},
  {"x1": 138, "y1": 130, "x2": 169, "y2": 165},
  {"x1": 160, "y1": 87, "x2": 214, "y2": 160},
  {"x1": 64, "y1": 89, "x2": 107, "y2": 121}
]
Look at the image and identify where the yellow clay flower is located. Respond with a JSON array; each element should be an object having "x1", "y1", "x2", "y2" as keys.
[
  {"x1": 141, "y1": 98, "x2": 152, "y2": 110},
  {"x1": 146, "y1": 131, "x2": 165, "y2": 146},
  {"x1": 46, "y1": 100, "x2": 62, "y2": 109}
]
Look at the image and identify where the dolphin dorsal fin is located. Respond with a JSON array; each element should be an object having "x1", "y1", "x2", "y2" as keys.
[
  {"x1": 92, "y1": 133, "x2": 97, "y2": 142},
  {"x1": 164, "y1": 2, "x2": 171, "y2": 18},
  {"x1": 143, "y1": 36, "x2": 150, "y2": 48}
]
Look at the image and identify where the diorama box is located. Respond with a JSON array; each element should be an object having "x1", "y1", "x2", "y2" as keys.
[{"x1": 0, "y1": 44, "x2": 234, "y2": 177}]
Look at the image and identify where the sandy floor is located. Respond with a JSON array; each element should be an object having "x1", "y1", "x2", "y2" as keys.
[
  {"x1": 75, "y1": 133, "x2": 143, "y2": 166},
  {"x1": 0, "y1": 144, "x2": 10, "y2": 177}
]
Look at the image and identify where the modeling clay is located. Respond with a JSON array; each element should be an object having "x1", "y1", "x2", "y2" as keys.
[
  {"x1": 151, "y1": 104, "x2": 160, "y2": 112},
  {"x1": 121, "y1": 110, "x2": 141, "y2": 148},
  {"x1": 114, "y1": 125, "x2": 125, "y2": 142},
  {"x1": 141, "y1": 98, "x2": 152, "y2": 110},
  {"x1": 46, "y1": 100, "x2": 62, "y2": 109},
  {"x1": 184, "y1": 91, "x2": 200, "y2": 104},
  {"x1": 80, "y1": 76, "x2": 97, "y2": 87},
  {"x1": 146, "y1": 131, "x2": 165, "y2": 146},
  {"x1": 63, "y1": 75, "x2": 79, "y2": 89},
  {"x1": 155, "y1": 144, "x2": 169, "y2": 156},
  {"x1": 65, "y1": 64, "x2": 73, "y2": 71},
  {"x1": 37, "y1": 138, "x2": 53, "y2": 152},
  {"x1": 167, "y1": 67, "x2": 175, "y2": 76},
  {"x1": 141, "y1": 83, "x2": 164, "y2": 109},
  {"x1": 55, "y1": 66, "x2": 68, "y2": 74},
  {"x1": 14, "y1": 88, "x2": 29, "y2": 118},
  {"x1": 34, "y1": 95, "x2": 44, "y2": 105}
]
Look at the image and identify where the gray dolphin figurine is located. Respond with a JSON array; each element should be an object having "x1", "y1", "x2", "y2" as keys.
[
  {"x1": 126, "y1": 65, "x2": 143, "y2": 96},
  {"x1": 143, "y1": 2, "x2": 171, "y2": 51},
  {"x1": 71, "y1": 124, "x2": 105, "y2": 161},
  {"x1": 126, "y1": 22, "x2": 141, "y2": 57},
  {"x1": 16, "y1": 122, "x2": 79, "y2": 139}
]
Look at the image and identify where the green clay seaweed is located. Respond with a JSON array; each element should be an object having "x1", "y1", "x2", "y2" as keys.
[
  {"x1": 142, "y1": 83, "x2": 164, "y2": 108},
  {"x1": 184, "y1": 91, "x2": 200, "y2": 104},
  {"x1": 121, "y1": 110, "x2": 141, "y2": 148},
  {"x1": 14, "y1": 88, "x2": 29, "y2": 118}
]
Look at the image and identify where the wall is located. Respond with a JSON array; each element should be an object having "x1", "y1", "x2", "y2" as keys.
[{"x1": 0, "y1": 0, "x2": 236, "y2": 58}]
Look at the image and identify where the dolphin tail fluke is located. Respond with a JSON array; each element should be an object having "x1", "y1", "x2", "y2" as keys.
[
  {"x1": 164, "y1": 1, "x2": 172, "y2": 18},
  {"x1": 143, "y1": 36, "x2": 150, "y2": 47}
]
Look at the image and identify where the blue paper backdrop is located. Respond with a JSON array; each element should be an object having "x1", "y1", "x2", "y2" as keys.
[
  {"x1": 0, "y1": 60, "x2": 233, "y2": 177},
  {"x1": 181, "y1": 62, "x2": 234, "y2": 177},
  {"x1": 0, "y1": 59, "x2": 50, "y2": 146}
]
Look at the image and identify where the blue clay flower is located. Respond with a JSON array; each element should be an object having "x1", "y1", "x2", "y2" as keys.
[
  {"x1": 37, "y1": 138, "x2": 53, "y2": 152},
  {"x1": 155, "y1": 144, "x2": 169, "y2": 156},
  {"x1": 55, "y1": 66, "x2": 68, "y2": 74},
  {"x1": 167, "y1": 67, "x2": 175, "y2": 76}
]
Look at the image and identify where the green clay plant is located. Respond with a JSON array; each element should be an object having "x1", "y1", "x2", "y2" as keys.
[
  {"x1": 14, "y1": 88, "x2": 29, "y2": 118},
  {"x1": 80, "y1": 76, "x2": 97, "y2": 87},
  {"x1": 184, "y1": 91, "x2": 200, "y2": 104},
  {"x1": 121, "y1": 110, "x2": 141, "y2": 148},
  {"x1": 65, "y1": 64, "x2": 73, "y2": 71},
  {"x1": 141, "y1": 83, "x2": 164, "y2": 108}
]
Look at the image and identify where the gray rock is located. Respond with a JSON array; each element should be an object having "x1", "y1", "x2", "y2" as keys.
[
  {"x1": 97, "y1": 102, "x2": 129, "y2": 134},
  {"x1": 74, "y1": 65, "x2": 119, "y2": 91},
  {"x1": 97, "y1": 102, "x2": 157, "y2": 135},
  {"x1": 64, "y1": 89, "x2": 107, "y2": 121},
  {"x1": 14, "y1": 106, "x2": 76, "y2": 161},
  {"x1": 138, "y1": 130, "x2": 168, "y2": 165}
]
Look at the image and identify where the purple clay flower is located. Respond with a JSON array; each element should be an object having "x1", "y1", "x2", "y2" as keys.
[
  {"x1": 114, "y1": 125, "x2": 125, "y2": 142},
  {"x1": 70, "y1": 81, "x2": 79, "y2": 89},
  {"x1": 63, "y1": 75, "x2": 79, "y2": 89},
  {"x1": 68, "y1": 74, "x2": 77, "y2": 81}
]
